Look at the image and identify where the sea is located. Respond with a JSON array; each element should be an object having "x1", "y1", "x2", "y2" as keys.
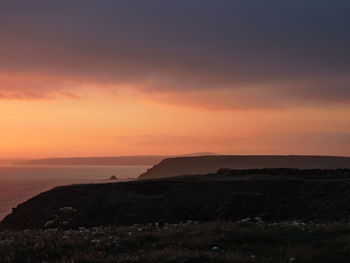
[{"x1": 0, "y1": 165, "x2": 150, "y2": 220}]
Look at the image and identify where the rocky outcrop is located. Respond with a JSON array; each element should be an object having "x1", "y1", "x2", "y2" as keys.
[
  {"x1": 139, "y1": 155, "x2": 350, "y2": 179},
  {"x1": 2, "y1": 168, "x2": 350, "y2": 231}
]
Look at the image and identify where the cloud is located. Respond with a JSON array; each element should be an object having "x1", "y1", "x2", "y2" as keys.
[
  {"x1": 0, "y1": 72, "x2": 82, "y2": 100},
  {"x1": 0, "y1": 0, "x2": 349, "y2": 109}
]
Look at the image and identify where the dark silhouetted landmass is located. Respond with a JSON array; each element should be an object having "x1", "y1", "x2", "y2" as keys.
[
  {"x1": 14, "y1": 153, "x2": 218, "y2": 166},
  {"x1": 139, "y1": 155, "x2": 350, "y2": 179},
  {"x1": 0, "y1": 159, "x2": 26, "y2": 165},
  {"x1": 15, "y1": 156, "x2": 165, "y2": 166},
  {"x1": 2, "y1": 168, "x2": 350, "y2": 231}
]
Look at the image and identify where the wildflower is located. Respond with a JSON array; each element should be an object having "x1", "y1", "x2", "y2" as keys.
[{"x1": 292, "y1": 221, "x2": 299, "y2": 227}]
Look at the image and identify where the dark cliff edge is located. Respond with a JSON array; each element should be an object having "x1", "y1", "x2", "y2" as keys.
[
  {"x1": 2, "y1": 168, "x2": 350, "y2": 231},
  {"x1": 138, "y1": 155, "x2": 350, "y2": 179}
]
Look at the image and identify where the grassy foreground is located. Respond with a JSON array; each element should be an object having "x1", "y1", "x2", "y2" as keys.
[{"x1": 0, "y1": 220, "x2": 350, "y2": 263}]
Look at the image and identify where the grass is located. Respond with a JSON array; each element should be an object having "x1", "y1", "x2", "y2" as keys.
[{"x1": 1, "y1": 220, "x2": 350, "y2": 262}]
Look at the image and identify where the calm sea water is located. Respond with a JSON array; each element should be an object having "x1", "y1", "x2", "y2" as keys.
[{"x1": 0, "y1": 165, "x2": 150, "y2": 220}]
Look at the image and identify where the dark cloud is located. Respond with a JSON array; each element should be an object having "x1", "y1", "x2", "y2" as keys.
[{"x1": 0, "y1": 0, "x2": 349, "y2": 108}]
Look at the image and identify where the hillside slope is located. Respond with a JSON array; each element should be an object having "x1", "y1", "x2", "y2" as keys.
[{"x1": 2, "y1": 168, "x2": 350, "y2": 231}]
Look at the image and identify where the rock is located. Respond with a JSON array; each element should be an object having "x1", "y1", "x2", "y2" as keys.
[
  {"x1": 59, "y1": 207, "x2": 77, "y2": 213},
  {"x1": 44, "y1": 220, "x2": 55, "y2": 228}
]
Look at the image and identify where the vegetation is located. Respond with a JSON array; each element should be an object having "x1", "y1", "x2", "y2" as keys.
[{"x1": 1, "y1": 220, "x2": 350, "y2": 263}]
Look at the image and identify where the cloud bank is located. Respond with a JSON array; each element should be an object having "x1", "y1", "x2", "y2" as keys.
[{"x1": 0, "y1": 0, "x2": 349, "y2": 109}]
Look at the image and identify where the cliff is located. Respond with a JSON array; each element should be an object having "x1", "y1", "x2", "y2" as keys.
[{"x1": 139, "y1": 155, "x2": 350, "y2": 179}]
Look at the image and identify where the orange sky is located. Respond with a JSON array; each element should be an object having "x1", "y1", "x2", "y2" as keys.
[{"x1": 1, "y1": 77, "x2": 350, "y2": 158}]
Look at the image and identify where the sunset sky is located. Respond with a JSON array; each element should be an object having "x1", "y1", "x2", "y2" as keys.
[{"x1": 1, "y1": 0, "x2": 350, "y2": 158}]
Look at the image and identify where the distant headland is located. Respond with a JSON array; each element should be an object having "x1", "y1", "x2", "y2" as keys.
[
  {"x1": 139, "y1": 155, "x2": 350, "y2": 179},
  {"x1": 12, "y1": 153, "x2": 218, "y2": 166}
]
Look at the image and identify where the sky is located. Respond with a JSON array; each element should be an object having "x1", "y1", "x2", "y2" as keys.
[{"x1": 0, "y1": 0, "x2": 350, "y2": 158}]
